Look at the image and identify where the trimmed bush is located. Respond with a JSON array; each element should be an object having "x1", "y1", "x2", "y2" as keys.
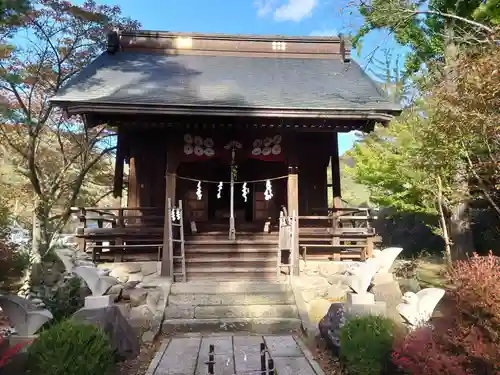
[
  {"x1": 26, "y1": 320, "x2": 115, "y2": 375},
  {"x1": 339, "y1": 315, "x2": 398, "y2": 375}
]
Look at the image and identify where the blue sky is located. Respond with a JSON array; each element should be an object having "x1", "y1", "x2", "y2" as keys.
[{"x1": 81, "y1": 0, "x2": 404, "y2": 154}]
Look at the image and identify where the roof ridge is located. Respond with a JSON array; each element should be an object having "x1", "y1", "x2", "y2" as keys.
[{"x1": 119, "y1": 30, "x2": 343, "y2": 43}]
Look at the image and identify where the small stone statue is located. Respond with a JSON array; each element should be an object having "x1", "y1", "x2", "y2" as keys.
[
  {"x1": 73, "y1": 266, "x2": 119, "y2": 296},
  {"x1": 372, "y1": 247, "x2": 404, "y2": 274},
  {"x1": 0, "y1": 295, "x2": 53, "y2": 336},
  {"x1": 346, "y1": 260, "x2": 380, "y2": 294},
  {"x1": 396, "y1": 288, "x2": 445, "y2": 327}
]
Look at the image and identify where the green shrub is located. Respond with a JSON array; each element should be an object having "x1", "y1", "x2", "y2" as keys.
[
  {"x1": 340, "y1": 315, "x2": 398, "y2": 375},
  {"x1": 26, "y1": 320, "x2": 115, "y2": 375},
  {"x1": 38, "y1": 276, "x2": 85, "y2": 326}
]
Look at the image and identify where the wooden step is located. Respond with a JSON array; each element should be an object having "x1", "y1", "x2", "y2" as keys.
[
  {"x1": 185, "y1": 256, "x2": 277, "y2": 263},
  {"x1": 184, "y1": 247, "x2": 277, "y2": 253},
  {"x1": 185, "y1": 239, "x2": 277, "y2": 245},
  {"x1": 177, "y1": 266, "x2": 276, "y2": 273}
]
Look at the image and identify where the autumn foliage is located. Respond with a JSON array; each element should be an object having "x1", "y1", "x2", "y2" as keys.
[{"x1": 392, "y1": 251, "x2": 500, "y2": 375}]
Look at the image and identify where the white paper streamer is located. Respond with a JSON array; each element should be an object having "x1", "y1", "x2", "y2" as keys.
[
  {"x1": 242, "y1": 182, "x2": 250, "y2": 202},
  {"x1": 217, "y1": 181, "x2": 223, "y2": 199},
  {"x1": 264, "y1": 180, "x2": 273, "y2": 200},
  {"x1": 196, "y1": 181, "x2": 202, "y2": 200}
]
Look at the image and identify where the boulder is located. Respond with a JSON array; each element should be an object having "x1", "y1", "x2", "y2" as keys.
[
  {"x1": 371, "y1": 281, "x2": 404, "y2": 324},
  {"x1": 318, "y1": 303, "x2": 345, "y2": 356},
  {"x1": 72, "y1": 305, "x2": 139, "y2": 360},
  {"x1": 129, "y1": 289, "x2": 148, "y2": 307}
]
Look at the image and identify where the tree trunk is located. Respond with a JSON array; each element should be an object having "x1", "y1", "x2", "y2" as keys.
[
  {"x1": 437, "y1": 176, "x2": 453, "y2": 265},
  {"x1": 444, "y1": 23, "x2": 475, "y2": 260}
]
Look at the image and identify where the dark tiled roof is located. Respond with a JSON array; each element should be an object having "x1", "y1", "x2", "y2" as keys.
[{"x1": 51, "y1": 51, "x2": 399, "y2": 112}]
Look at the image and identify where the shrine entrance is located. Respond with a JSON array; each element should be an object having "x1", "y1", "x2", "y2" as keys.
[{"x1": 176, "y1": 157, "x2": 288, "y2": 234}]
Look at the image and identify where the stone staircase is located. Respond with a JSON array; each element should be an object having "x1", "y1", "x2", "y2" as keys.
[{"x1": 161, "y1": 281, "x2": 302, "y2": 334}]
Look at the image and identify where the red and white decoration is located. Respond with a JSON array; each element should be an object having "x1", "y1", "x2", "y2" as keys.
[
  {"x1": 250, "y1": 135, "x2": 283, "y2": 161},
  {"x1": 183, "y1": 134, "x2": 215, "y2": 158}
]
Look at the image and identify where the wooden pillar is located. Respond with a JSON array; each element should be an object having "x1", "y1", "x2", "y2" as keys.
[
  {"x1": 287, "y1": 165, "x2": 300, "y2": 276},
  {"x1": 161, "y1": 149, "x2": 178, "y2": 278},
  {"x1": 330, "y1": 133, "x2": 342, "y2": 208}
]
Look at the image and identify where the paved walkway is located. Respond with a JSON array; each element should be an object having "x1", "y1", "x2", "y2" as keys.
[{"x1": 146, "y1": 334, "x2": 325, "y2": 375}]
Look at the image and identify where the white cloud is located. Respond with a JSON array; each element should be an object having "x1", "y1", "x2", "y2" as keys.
[
  {"x1": 309, "y1": 29, "x2": 339, "y2": 37},
  {"x1": 254, "y1": 0, "x2": 275, "y2": 17},
  {"x1": 274, "y1": 0, "x2": 318, "y2": 22},
  {"x1": 254, "y1": 0, "x2": 318, "y2": 22}
]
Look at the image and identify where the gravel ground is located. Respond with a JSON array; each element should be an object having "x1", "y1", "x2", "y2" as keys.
[{"x1": 115, "y1": 339, "x2": 161, "y2": 375}]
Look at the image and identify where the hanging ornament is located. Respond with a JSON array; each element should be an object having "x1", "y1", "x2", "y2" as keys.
[
  {"x1": 242, "y1": 182, "x2": 250, "y2": 202},
  {"x1": 196, "y1": 181, "x2": 202, "y2": 200},
  {"x1": 170, "y1": 207, "x2": 181, "y2": 222},
  {"x1": 217, "y1": 182, "x2": 223, "y2": 199},
  {"x1": 264, "y1": 179, "x2": 273, "y2": 201}
]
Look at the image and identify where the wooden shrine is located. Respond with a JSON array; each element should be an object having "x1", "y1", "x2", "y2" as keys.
[{"x1": 52, "y1": 30, "x2": 400, "y2": 281}]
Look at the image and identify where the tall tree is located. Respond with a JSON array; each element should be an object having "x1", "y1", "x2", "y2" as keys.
[
  {"x1": 0, "y1": 0, "x2": 140, "y2": 259},
  {"x1": 350, "y1": 0, "x2": 498, "y2": 259},
  {"x1": 0, "y1": 0, "x2": 31, "y2": 33}
]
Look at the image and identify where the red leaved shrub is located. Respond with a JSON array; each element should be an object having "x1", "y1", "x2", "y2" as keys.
[
  {"x1": 445, "y1": 251, "x2": 500, "y2": 375},
  {"x1": 392, "y1": 326, "x2": 470, "y2": 375},
  {"x1": 392, "y1": 252, "x2": 500, "y2": 375}
]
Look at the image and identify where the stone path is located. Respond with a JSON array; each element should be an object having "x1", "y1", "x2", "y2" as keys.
[{"x1": 146, "y1": 334, "x2": 325, "y2": 375}]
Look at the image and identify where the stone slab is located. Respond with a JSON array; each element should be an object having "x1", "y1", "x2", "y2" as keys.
[
  {"x1": 264, "y1": 335, "x2": 303, "y2": 357},
  {"x1": 272, "y1": 356, "x2": 317, "y2": 375},
  {"x1": 168, "y1": 292, "x2": 295, "y2": 305},
  {"x1": 161, "y1": 318, "x2": 301, "y2": 334},
  {"x1": 170, "y1": 281, "x2": 292, "y2": 295},
  {"x1": 194, "y1": 304, "x2": 298, "y2": 319},
  {"x1": 346, "y1": 292, "x2": 375, "y2": 305},
  {"x1": 164, "y1": 305, "x2": 195, "y2": 319},
  {"x1": 155, "y1": 337, "x2": 201, "y2": 375},
  {"x1": 233, "y1": 336, "x2": 265, "y2": 374},
  {"x1": 345, "y1": 301, "x2": 387, "y2": 319},
  {"x1": 149, "y1": 334, "x2": 325, "y2": 375},
  {"x1": 196, "y1": 336, "x2": 234, "y2": 375},
  {"x1": 84, "y1": 295, "x2": 112, "y2": 309}
]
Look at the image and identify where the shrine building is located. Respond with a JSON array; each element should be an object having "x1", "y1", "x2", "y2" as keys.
[{"x1": 50, "y1": 30, "x2": 400, "y2": 282}]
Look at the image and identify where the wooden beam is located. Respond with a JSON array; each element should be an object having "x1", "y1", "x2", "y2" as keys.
[
  {"x1": 331, "y1": 132, "x2": 342, "y2": 208},
  {"x1": 113, "y1": 130, "x2": 125, "y2": 198},
  {"x1": 287, "y1": 165, "x2": 300, "y2": 276}
]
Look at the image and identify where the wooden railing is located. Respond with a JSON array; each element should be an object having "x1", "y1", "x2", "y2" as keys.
[
  {"x1": 298, "y1": 207, "x2": 380, "y2": 261},
  {"x1": 70, "y1": 206, "x2": 166, "y2": 261}
]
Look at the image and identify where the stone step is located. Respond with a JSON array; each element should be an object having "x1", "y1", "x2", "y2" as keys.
[
  {"x1": 196, "y1": 304, "x2": 299, "y2": 319},
  {"x1": 164, "y1": 304, "x2": 298, "y2": 319},
  {"x1": 161, "y1": 317, "x2": 301, "y2": 334},
  {"x1": 170, "y1": 281, "x2": 292, "y2": 295},
  {"x1": 168, "y1": 292, "x2": 295, "y2": 305}
]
